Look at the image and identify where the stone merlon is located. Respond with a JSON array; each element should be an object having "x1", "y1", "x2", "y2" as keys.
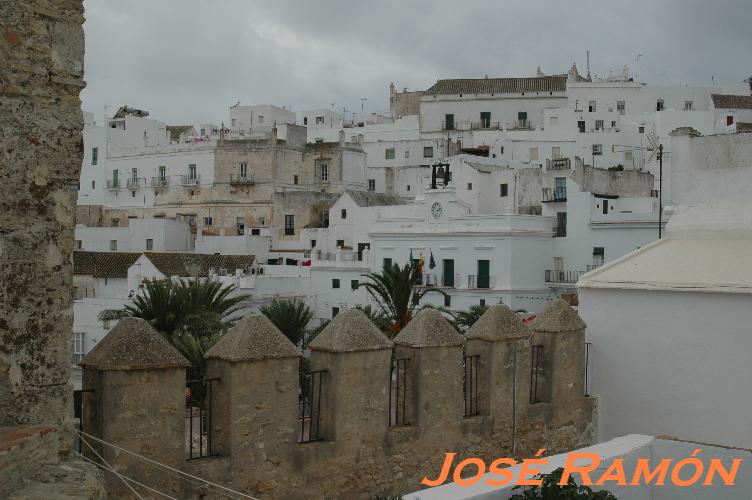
[
  {"x1": 465, "y1": 304, "x2": 532, "y2": 341},
  {"x1": 529, "y1": 299, "x2": 586, "y2": 333},
  {"x1": 205, "y1": 314, "x2": 300, "y2": 361},
  {"x1": 393, "y1": 308, "x2": 464, "y2": 347},
  {"x1": 309, "y1": 309, "x2": 393, "y2": 352},
  {"x1": 80, "y1": 317, "x2": 190, "y2": 370}
]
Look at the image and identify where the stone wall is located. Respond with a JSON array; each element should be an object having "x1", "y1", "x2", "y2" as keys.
[
  {"x1": 83, "y1": 301, "x2": 596, "y2": 499},
  {"x1": 0, "y1": 0, "x2": 85, "y2": 451}
]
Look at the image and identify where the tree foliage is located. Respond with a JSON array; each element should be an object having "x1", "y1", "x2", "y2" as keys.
[
  {"x1": 259, "y1": 298, "x2": 314, "y2": 348},
  {"x1": 510, "y1": 468, "x2": 617, "y2": 500}
]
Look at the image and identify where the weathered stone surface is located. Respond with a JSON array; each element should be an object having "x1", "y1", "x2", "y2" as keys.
[
  {"x1": 393, "y1": 308, "x2": 464, "y2": 347},
  {"x1": 206, "y1": 314, "x2": 300, "y2": 361},
  {"x1": 466, "y1": 304, "x2": 532, "y2": 340},
  {"x1": 529, "y1": 298, "x2": 587, "y2": 332},
  {"x1": 8, "y1": 458, "x2": 105, "y2": 500},
  {"x1": 309, "y1": 308, "x2": 393, "y2": 352},
  {"x1": 80, "y1": 317, "x2": 190, "y2": 370}
]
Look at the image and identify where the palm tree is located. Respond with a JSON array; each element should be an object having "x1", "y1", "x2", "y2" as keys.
[
  {"x1": 99, "y1": 278, "x2": 249, "y2": 379},
  {"x1": 452, "y1": 304, "x2": 489, "y2": 332},
  {"x1": 354, "y1": 304, "x2": 391, "y2": 333},
  {"x1": 359, "y1": 262, "x2": 447, "y2": 336},
  {"x1": 259, "y1": 298, "x2": 314, "y2": 348}
]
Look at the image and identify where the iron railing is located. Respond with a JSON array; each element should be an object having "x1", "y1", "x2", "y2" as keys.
[
  {"x1": 530, "y1": 345, "x2": 544, "y2": 404},
  {"x1": 542, "y1": 187, "x2": 567, "y2": 202},
  {"x1": 229, "y1": 174, "x2": 255, "y2": 185},
  {"x1": 151, "y1": 176, "x2": 169, "y2": 188},
  {"x1": 463, "y1": 355, "x2": 480, "y2": 417},
  {"x1": 547, "y1": 157, "x2": 571, "y2": 171},
  {"x1": 467, "y1": 274, "x2": 492, "y2": 289},
  {"x1": 544, "y1": 270, "x2": 582, "y2": 284},
  {"x1": 389, "y1": 358, "x2": 410, "y2": 427},
  {"x1": 299, "y1": 370, "x2": 324, "y2": 442},
  {"x1": 421, "y1": 274, "x2": 439, "y2": 286},
  {"x1": 106, "y1": 179, "x2": 120, "y2": 189},
  {"x1": 185, "y1": 377, "x2": 219, "y2": 460},
  {"x1": 181, "y1": 175, "x2": 200, "y2": 186},
  {"x1": 126, "y1": 178, "x2": 145, "y2": 189}
]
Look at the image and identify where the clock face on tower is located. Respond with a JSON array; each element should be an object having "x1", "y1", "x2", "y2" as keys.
[{"x1": 430, "y1": 202, "x2": 443, "y2": 219}]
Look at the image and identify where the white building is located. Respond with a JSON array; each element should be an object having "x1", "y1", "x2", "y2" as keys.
[
  {"x1": 229, "y1": 104, "x2": 295, "y2": 138},
  {"x1": 74, "y1": 217, "x2": 194, "y2": 252},
  {"x1": 578, "y1": 129, "x2": 752, "y2": 449}
]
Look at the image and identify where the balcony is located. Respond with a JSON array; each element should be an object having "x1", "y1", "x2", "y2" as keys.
[
  {"x1": 542, "y1": 187, "x2": 567, "y2": 202},
  {"x1": 151, "y1": 176, "x2": 169, "y2": 188},
  {"x1": 127, "y1": 177, "x2": 146, "y2": 189},
  {"x1": 106, "y1": 179, "x2": 121, "y2": 190},
  {"x1": 229, "y1": 174, "x2": 255, "y2": 185},
  {"x1": 467, "y1": 274, "x2": 493, "y2": 289},
  {"x1": 544, "y1": 269, "x2": 582, "y2": 284},
  {"x1": 181, "y1": 175, "x2": 200, "y2": 186},
  {"x1": 546, "y1": 157, "x2": 571, "y2": 171}
]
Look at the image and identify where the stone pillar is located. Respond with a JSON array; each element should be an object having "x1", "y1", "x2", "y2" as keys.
[
  {"x1": 0, "y1": 0, "x2": 85, "y2": 452},
  {"x1": 393, "y1": 309, "x2": 464, "y2": 430},
  {"x1": 80, "y1": 318, "x2": 190, "y2": 498},
  {"x1": 465, "y1": 305, "x2": 532, "y2": 431},
  {"x1": 308, "y1": 309, "x2": 393, "y2": 445},
  {"x1": 204, "y1": 314, "x2": 301, "y2": 496}
]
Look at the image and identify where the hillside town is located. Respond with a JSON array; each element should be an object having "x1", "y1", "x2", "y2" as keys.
[{"x1": 2, "y1": 1, "x2": 752, "y2": 499}]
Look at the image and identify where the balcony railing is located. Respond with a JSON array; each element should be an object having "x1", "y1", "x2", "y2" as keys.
[
  {"x1": 127, "y1": 178, "x2": 145, "y2": 189},
  {"x1": 547, "y1": 158, "x2": 571, "y2": 171},
  {"x1": 106, "y1": 179, "x2": 120, "y2": 189},
  {"x1": 544, "y1": 269, "x2": 582, "y2": 284},
  {"x1": 151, "y1": 176, "x2": 169, "y2": 188},
  {"x1": 467, "y1": 274, "x2": 493, "y2": 289},
  {"x1": 181, "y1": 175, "x2": 200, "y2": 186},
  {"x1": 229, "y1": 174, "x2": 255, "y2": 185},
  {"x1": 542, "y1": 187, "x2": 567, "y2": 202},
  {"x1": 586, "y1": 263, "x2": 603, "y2": 272}
]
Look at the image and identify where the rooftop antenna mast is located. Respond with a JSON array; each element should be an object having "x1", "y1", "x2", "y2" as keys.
[{"x1": 586, "y1": 50, "x2": 591, "y2": 80}]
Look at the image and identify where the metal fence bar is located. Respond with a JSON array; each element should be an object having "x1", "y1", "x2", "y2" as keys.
[
  {"x1": 585, "y1": 342, "x2": 592, "y2": 396},
  {"x1": 530, "y1": 345, "x2": 543, "y2": 403},
  {"x1": 390, "y1": 358, "x2": 410, "y2": 426},
  {"x1": 299, "y1": 370, "x2": 325, "y2": 443},
  {"x1": 185, "y1": 377, "x2": 219, "y2": 460},
  {"x1": 464, "y1": 355, "x2": 480, "y2": 416}
]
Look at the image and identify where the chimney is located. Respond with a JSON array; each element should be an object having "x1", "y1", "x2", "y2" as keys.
[
  {"x1": 271, "y1": 122, "x2": 278, "y2": 145},
  {"x1": 338, "y1": 129, "x2": 345, "y2": 147}
]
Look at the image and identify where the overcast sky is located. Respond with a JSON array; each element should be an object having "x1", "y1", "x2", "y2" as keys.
[{"x1": 81, "y1": 0, "x2": 752, "y2": 126}]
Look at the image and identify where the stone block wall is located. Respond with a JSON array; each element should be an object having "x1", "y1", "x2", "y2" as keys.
[{"x1": 83, "y1": 301, "x2": 596, "y2": 499}]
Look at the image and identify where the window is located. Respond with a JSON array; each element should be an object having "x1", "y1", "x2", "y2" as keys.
[
  {"x1": 479, "y1": 299, "x2": 486, "y2": 307},
  {"x1": 684, "y1": 101, "x2": 693, "y2": 111},
  {"x1": 332, "y1": 279, "x2": 340, "y2": 289},
  {"x1": 529, "y1": 147, "x2": 538, "y2": 161},
  {"x1": 385, "y1": 148, "x2": 395, "y2": 159},
  {"x1": 588, "y1": 100, "x2": 596, "y2": 112},
  {"x1": 73, "y1": 332, "x2": 85, "y2": 364},
  {"x1": 336, "y1": 239, "x2": 344, "y2": 248},
  {"x1": 318, "y1": 163, "x2": 329, "y2": 182},
  {"x1": 111, "y1": 218, "x2": 119, "y2": 227},
  {"x1": 131, "y1": 167, "x2": 138, "y2": 182},
  {"x1": 75, "y1": 240, "x2": 82, "y2": 249},
  {"x1": 578, "y1": 121, "x2": 586, "y2": 133},
  {"x1": 131, "y1": 190, "x2": 136, "y2": 198},
  {"x1": 405, "y1": 150, "x2": 410, "y2": 159},
  {"x1": 383, "y1": 257, "x2": 392, "y2": 269},
  {"x1": 368, "y1": 179, "x2": 375, "y2": 192},
  {"x1": 556, "y1": 212, "x2": 567, "y2": 237},
  {"x1": 303, "y1": 117, "x2": 308, "y2": 125},
  {"x1": 611, "y1": 120, "x2": 616, "y2": 128},
  {"x1": 467, "y1": 182, "x2": 473, "y2": 190},
  {"x1": 480, "y1": 111, "x2": 491, "y2": 128},
  {"x1": 423, "y1": 146, "x2": 433, "y2": 158},
  {"x1": 517, "y1": 112, "x2": 527, "y2": 128},
  {"x1": 595, "y1": 120, "x2": 604, "y2": 131},
  {"x1": 332, "y1": 307, "x2": 339, "y2": 318},
  {"x1": 617, "y1": 101, "x2": 625, "y2": 115},
  {"x1": 91, "y1": 180, "x2": 95, "y2": 189},
  {"x1": 310, "y1": 239, "x2": 317, "y2": 248},
  {"x1": 231, "y1": 118, "x2": 236, "y2": 126},
  {"x1": 406, "y1": 185, "x2": 411, "y2": 192},
  {"x1": 500, "y1": 183, "x2": 508, "y2": 197},
  {"x1": 236, "y1": 216, "x2": 245, "y2": 236},
  {"x1": 200, "y1": 128, "x2": 206, "y2": 136},
  {"x1": 284, "y1": 214, "x2": 294, "y2": 235},
  {"x1": 203, "y1": 216, "x2": 213, "y2": 226},
  {"x1": 552, "y1": 146, "x2": 561, "y2": 159},
  {"x1": 146, "y1": 238, "x2": 153, "y2": 251},
  {"x1": 321, "y1": 211, "x2": 330, "y2": 228},
  {"x1": 550, "y1": 116, "x2": 559, "y2": 126},
  {"x1": 638, "y1": 126, "x2": 645, "y2": 134},
  {"x1": 293, "y1": 175, "x2": 298, "y2": 185},
  {"x1": 727, "y1": 115, "x2": 734, "y2": 126},
  {"x1": 351, "y1": 279, "x2": 359, "y2": 290},
  {"x1": 625, "y1": 151, "x2": 633, "y2": 163},
  {"x1": 656, "y1": 99, "x2": 664, "y2": 111},
  {"x1": 251, "y1": 228, "x2": 260, "y2": 235},
  {"x1": 91, "y1": 147, "x2": 98, "y2": 165},
  {"x1": 109, "y1": 240, "x2": 117, "y2": 251},
  {"x1": 239, "y1": 162, "x2": 248, "y2": 178},
  {"x1": 444, "y1": 295, "x2": 451, "y2": 307},
  {"x1": 316, "y1": 116, "x2": 325, "y2": 124},
  {"x1": 158, "y1": 166, "x2": 166, "y2": 180},
  {"x1": 500, "y1": 146, "x2": 504, "y2": 154},
  {"x1": 341, "y1": 209, "x2": 347, "y2": 219},
  {"x1": 189, "y1": 164, "x2": 197, "y2": 180},
  {"x1": 445, "y1": 113, "x2": 454, "y2": 130},
  {"x1": 592, "y1": 144, "x2": 603, "y2": 156},
  {"x1": 593, "y1": 247, "x2": 605, "y2": 267},
  {"x1": 258, "y1": 115, "x2": 264, "y2": 124}
]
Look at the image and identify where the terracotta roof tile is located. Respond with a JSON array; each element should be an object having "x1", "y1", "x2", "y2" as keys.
[
  {"x1": 711, "y1": 94, "x2": 752, "y2": 110},
  {"x1": 424, "y1": 76, "x2": 567, "y2": 96}
]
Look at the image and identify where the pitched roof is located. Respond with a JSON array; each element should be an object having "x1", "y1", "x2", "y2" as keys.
[
  {"x1": 166, "y1": 125, "x2": 196, "y2": 142},
  {"x1": 393, "y1": 309, "x2": 464, "y2": 348},
  {"x1": 73, "y1": 251, "x2": 141, "y2": 278},
  {"x1": 529, "y1": 299, "x2": 586, "y2": 333},
  {"x1": 711, "y1": 94, "x2": 752, "y2": 110},
  {"x1": 465, "y1": 305, "x2": 531, "y2": 341},
  {"x1": 309, "y1": 309, "x2": 393, "y2": 352},
  {"x1": 205, "y1": 315, "x2": 300, "y2": 361},
  {"x1": 424, "y1": 76, "x2": 567, "y2": 96},
  {"x1": 80, "y1": 317, "x2": 190, "y2": 370},
  {"x1": 73, "y1": 251, "x2": 255, "y2": 278},
  {"x1": 345, "y1": 190, "x2": 407, "y2": 207}
]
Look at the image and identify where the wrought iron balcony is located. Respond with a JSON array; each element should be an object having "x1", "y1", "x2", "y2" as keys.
[
  {"x1": 229, "y1": 174, "x2": 255, "y2": 185},
  {"x1": 544, "y1": 269, "x2": 582, "y2": 284},
  {"x1": 467, "y1": 274, "x2": 493, "y2": 289},
  {"x1": 181, "y1": 175, "x2": 200, "y2": 186},
  {"x1": 106, "y1": 179, "x2": 121, "y2": 189},
  {"x1": 151, "y1": 176, "x2": 169, "y2": 188},
  {"x1": 542, "y1": 187, "x2": 567, "y2": 202},
  {"x1": 547, "y1": 157, "x2": 571, "y2": 171},
  {"x1": 127, "y1": 178, "x2": 145, "y2": 189}
]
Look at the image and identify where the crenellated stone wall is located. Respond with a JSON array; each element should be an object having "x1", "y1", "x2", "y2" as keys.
[{"x1": 82, "y1": 300, "x2": 597, "y2": 499}]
